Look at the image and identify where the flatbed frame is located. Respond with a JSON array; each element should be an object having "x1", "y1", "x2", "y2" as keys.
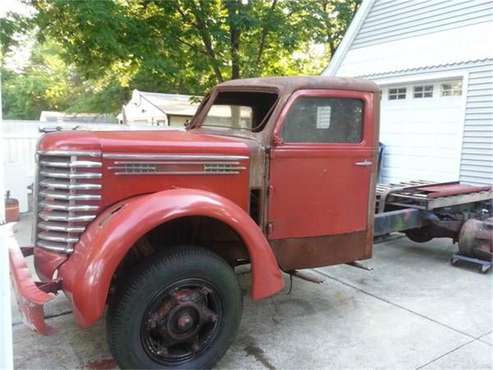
[
  {"x1": 373, "y1": 181, "x2": 492, "y2": 237},
  {"x1": 376, "y1": 181, "x2": 492, "y2": 212}
]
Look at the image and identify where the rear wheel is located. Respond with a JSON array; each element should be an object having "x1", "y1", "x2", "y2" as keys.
[{"x1": 107, "y1": 246, "x2": 242, "y2": 369}]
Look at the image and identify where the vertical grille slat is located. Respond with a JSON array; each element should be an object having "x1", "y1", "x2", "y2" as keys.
[{"x1": 34, "y1": 151, "x2": 102, "y2": 253}]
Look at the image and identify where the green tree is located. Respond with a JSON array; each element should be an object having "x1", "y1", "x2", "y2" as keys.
[
  {"x1": 2, "y1": 39, "x2": 127, "y2": 118},
  {"x1": 1, "y1": 12, "x2": 30, "y2": 62},
  {"x1": 2, "y1": 40, "x2": 72, "y2": 119},
  {"x1": 306, "y1": 0, "x2": 361, "y2": 57},
  {"x1": 31, "y1": 0, "x2": 323, "y2": 87},
  {"x1": 3, "y1": 0, "x2": 361, "y2": 118}
]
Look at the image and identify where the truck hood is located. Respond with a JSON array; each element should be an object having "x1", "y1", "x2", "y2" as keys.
[
  {"x1": 38, "y1": 129, "x2": 252, "y2": 157},
  {"x1": 37, "y1": 129, "x2": 256, "y2": 211}
]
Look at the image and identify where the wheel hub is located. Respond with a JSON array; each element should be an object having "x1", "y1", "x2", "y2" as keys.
[
  {"x1": 176, "y1": 311, "x2": 194, "y2": 332},
  {"x1": 166, "y1": 303, "x2": 201, "y2": 340},
  {"x1": 142, "y1": 281, "x2": 221, "y2": 364}
]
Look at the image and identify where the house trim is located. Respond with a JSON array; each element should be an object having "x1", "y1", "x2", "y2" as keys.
[
  {"x1": 352, "y1": 58, "x2": 492, "y2": 80},
  {"x1": 370, "y1": 69, "x2": 469, "y2": 88},
  {"x1": 324, "y1": 0, "x2": 375, "y2": 76}
]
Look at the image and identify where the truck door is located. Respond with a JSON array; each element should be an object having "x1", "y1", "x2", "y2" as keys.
[{"x1": 267, "y1": 89, "x2": 379, "y2": 270}]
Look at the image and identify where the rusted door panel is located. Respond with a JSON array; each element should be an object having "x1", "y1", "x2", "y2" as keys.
[
  {"x1": 268, "y1": 146, "x2": 372, "y2": 239},
  {"x1": 267, "y1": 89, "x2": 378, "y2": 267},
  {"x1": 270, "y1": 231, "x2": 368, "y2": 271}
]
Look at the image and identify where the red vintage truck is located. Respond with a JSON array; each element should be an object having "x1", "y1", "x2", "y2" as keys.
[{"x1": 9, "y1": 77, "x2": 492, "y2": 369}]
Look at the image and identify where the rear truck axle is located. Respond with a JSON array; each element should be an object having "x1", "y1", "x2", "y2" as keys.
[
  {"x1": 374, "y1": 181, "x2": 493, "y2": 272},
  {"x1": 374, "y1": 209, "x2": 492, "y2": 273},
  {"x1": 451, "y1": 217, "x2": 493, "y2": 273}
]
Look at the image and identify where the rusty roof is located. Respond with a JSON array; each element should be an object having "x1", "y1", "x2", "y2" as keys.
[{"x1": 218, "y1": 76, "x2": 379, "y2": 94}]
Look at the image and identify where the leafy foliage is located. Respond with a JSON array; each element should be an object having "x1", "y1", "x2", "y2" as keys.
[
  {"x1": 0, "y1": 12, "x2": 31, "y2": 61},
  {"x1": 2, "y1": 41, "x2": 72, "y2": 119},
  {"x1": 2, "y1": 0, "x2": 361, "y2": 119}
]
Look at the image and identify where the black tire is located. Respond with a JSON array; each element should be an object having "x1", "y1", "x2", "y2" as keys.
[
  {"x1": 107, "y1": 246, "x2": 242, "y2": 369},
  {"x1": 405, "y1": 227, "x2": 433, "y2": 243}
]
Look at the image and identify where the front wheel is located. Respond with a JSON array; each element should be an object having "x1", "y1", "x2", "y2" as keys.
[{"x1": 107, "y1": 246, "x2": 242, "y2": 369}]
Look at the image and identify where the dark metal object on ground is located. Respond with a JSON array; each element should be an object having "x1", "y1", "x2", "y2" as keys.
[
  {"x1": 457, "y1": 217, "x2": 493, "y2": 261},
  {"x1": 346, "y1": 261, "x2": 373, "y2": 271},
  {"x1": 290, "y1": 270, "x2": 325, "y2": 284},
  {"x1": 450, "y1": 254, "x2": 492, "y2": 274},
  {"x1": 375, "y1": 181, "x2": 493, "y2": 268}
]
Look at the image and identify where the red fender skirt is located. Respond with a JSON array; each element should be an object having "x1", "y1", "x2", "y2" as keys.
[{"x1": 9, "y1": 240, "x2": 56, "y2": 335}]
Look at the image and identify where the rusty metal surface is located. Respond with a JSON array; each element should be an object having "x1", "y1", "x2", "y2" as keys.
[
  {"x1": 376, "y1": 181, "x2": 493, "y2": 211},
  {"x1": 366, "y1": 93, "x2": 380, "y2": 257},
  {"x1": 270, "y1": 231, "x2": 368, "y2": 271},
  {"x1": 373, "y1": 208, "x2": 425, "y2": 237},
  {"x1": 425, "y1": 191, "x2": 493, "y2": 210},
  {"x1": 458, "y1": 217, "x2": 493, "y2": 261},
  {"x1": 8, "y1": 239, "x2": 57, "y2": 335},
  {"x1": 375, "y1": 180, "x2": 437, "y2": 213},
  {"x1": 417, "y1": 184, "x2": 492, "y2": 198},
  {"x1": 218, "y1": 76, "x2": 380, "y2": 95}
]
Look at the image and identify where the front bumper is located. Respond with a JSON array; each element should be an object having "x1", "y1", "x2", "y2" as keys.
[{"x1": 9, "y1": 239, "x2": 57, "y2": 335}]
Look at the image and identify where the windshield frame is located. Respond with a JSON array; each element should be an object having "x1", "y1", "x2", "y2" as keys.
[{"x1": 189, "y1": 86, "x2": 280, "y2": 133}]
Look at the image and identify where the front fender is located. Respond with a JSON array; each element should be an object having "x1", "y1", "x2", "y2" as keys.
[{"x1": 59, "y1": 189, "x2": 284, "y2": 327}]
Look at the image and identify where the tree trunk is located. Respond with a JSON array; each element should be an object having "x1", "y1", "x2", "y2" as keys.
[
  {"x1": 255, "y1": 0, "x2": 278, "y2": 71},
  {"x1": 329, "y1": 40, "x2": 336, "y2": 59},
  {"x1": 225, "y1": 0, "x2": 241, "y2": 80},
  {"x1": 186, "y1": 0, "x2": 224, "y2": 82}
]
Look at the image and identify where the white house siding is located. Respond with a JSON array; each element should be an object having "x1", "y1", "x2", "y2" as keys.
[
  {"x1": 352, "y1": 59, "x2": 493, "y2": 186},
  {"x1": 325, "y1": 0, "x2": 493, "y2": 186},
  {"x1": 461, "y1": 61, "x2": 493, "y2": 185},
  {"x1": 335, "y1": 21, "x2": 493, "y2": 78},
  {"x1": 353, "y1": 0, "x2": 493, "y2": 49}
]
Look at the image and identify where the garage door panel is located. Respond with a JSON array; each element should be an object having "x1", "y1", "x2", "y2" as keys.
[{"x1": 379, "y1": 81, "x2": 464, "y2": 183}]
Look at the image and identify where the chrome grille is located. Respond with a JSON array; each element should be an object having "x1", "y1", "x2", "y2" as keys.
[{"x1": 35, "y1": 151, "x2": 102, "y2": 253}]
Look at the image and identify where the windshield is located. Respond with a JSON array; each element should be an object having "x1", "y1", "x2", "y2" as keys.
[
  {"x1": 204, "y1": 105, "x2": 253, "y2": 129},
  {"x1": 201, "y1": 91, "x2": 278, "y2": 132}
]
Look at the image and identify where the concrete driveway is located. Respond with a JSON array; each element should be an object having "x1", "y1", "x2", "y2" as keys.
[{"x1": 10, "y1": 214, "x2": 493, "y2": 369}]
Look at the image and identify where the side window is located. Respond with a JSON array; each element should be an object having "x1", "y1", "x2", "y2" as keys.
[
  {"x1": 388, "y1": 88, "x2": 406, "y2": 100},
  {"x1": 441, "y1": 80, "x2": 462, "y2": 96},
  {"x1": 413, "y1": 85, "x2": 433, "y2": 98},
  {"x1": 281, "y1": 97, "x2": 363, "y2": 143}
]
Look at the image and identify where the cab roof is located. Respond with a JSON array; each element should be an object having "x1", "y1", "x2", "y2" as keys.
[{"x1": 217, "y1": 76, "x2": 379, "y2": 95}]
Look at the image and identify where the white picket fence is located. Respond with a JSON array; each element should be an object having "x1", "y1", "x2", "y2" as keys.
[{"x1": 0, "y1": 120, "x2": 155, "y2": 216}]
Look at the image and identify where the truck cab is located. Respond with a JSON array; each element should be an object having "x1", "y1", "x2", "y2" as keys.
[
  {"x1": 190, "y1": 76, "x2": 379, "y2": 270},
  {"x1": 10, "y1": 77, "x2": 380, "y2": 369}
]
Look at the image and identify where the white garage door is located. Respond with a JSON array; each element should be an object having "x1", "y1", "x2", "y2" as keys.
[{"x1": 379, "y1": 79, "x2": 464, "y2": 184}]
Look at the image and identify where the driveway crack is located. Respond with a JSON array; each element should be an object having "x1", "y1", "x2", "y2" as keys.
[
  {"x1": 415, "y1": 339, "x2": 476, "y2": 369},
  {"x1": 313, "y1": 269, "x2": 477, "y2": 340}
]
